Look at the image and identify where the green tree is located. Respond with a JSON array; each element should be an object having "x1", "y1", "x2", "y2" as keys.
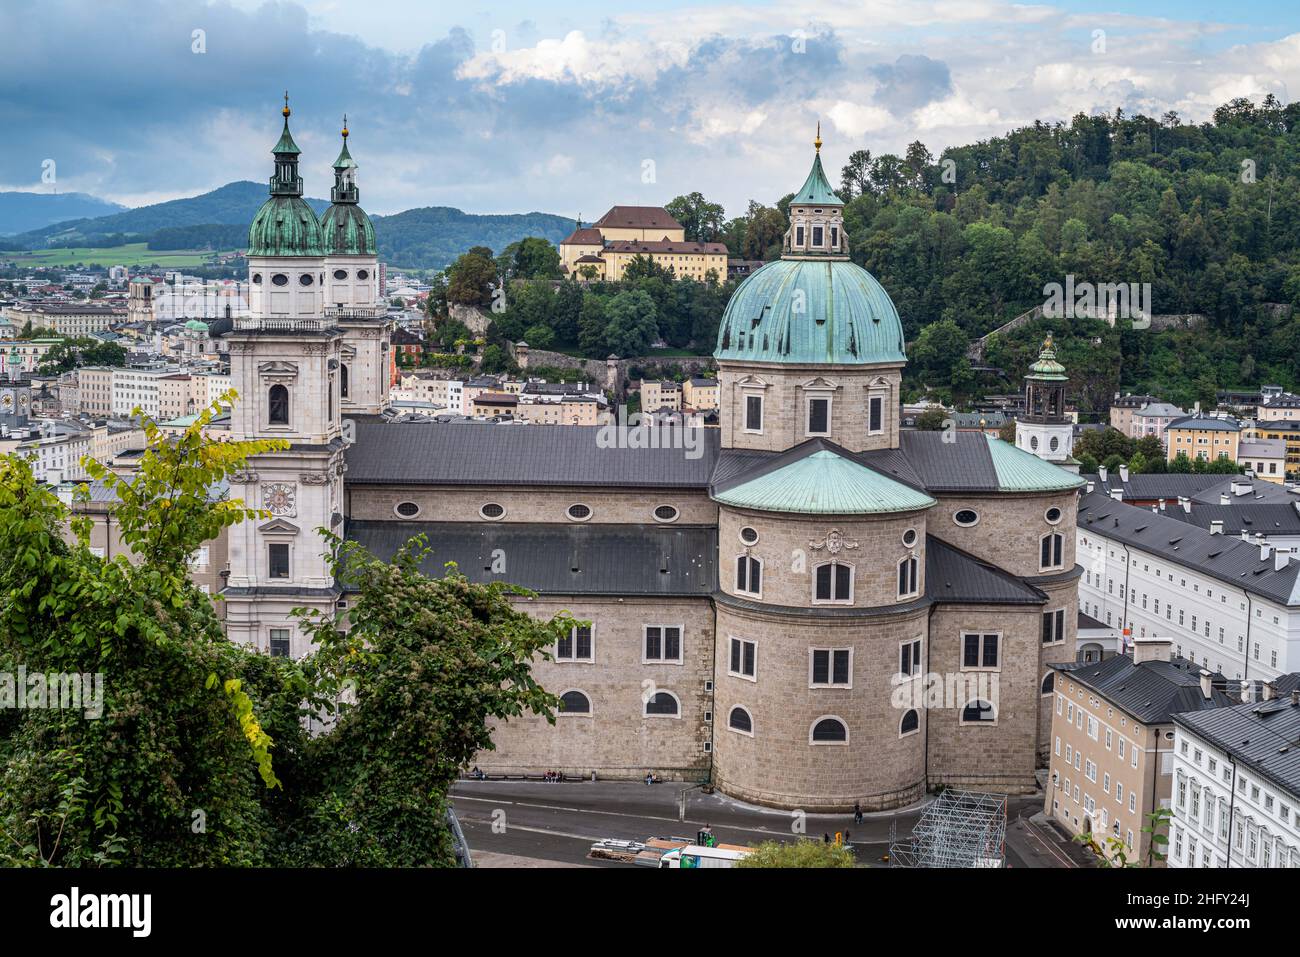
[
  {"x1": 734, "y1": 840, "x2": 855, "y2": 868},
  {"x1": 603, "y1": 290, "x2": 659, "y2": 357},
  {"x1": 665, "y1": 192, "x2": 725, "y2": 243},
  {"x1": 446, "y1": 250, "x2": 498, "y2": 307}
]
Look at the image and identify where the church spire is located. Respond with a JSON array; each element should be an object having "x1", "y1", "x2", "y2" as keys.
[
  {"x1": 269, "y1": 92, "x2": 304, "y2": 197},
  {"x1": 331, "y1": 115, "x2": 359, "y2": 204}
]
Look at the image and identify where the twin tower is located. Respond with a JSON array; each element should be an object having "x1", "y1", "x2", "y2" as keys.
[{"x1": 222, "y1": 99, "x2": 391, "y2": 655}]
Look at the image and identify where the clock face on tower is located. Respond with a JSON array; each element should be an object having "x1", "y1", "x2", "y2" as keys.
[{"x1": 262, "y1": 482, "x2": 297, "y2": 517}]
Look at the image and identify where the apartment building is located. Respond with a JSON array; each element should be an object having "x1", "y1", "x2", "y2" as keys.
[
  {"x1": 1168, "y1": 676, "x2": 1300, "y2": 868},
  {"x1": 641, "y1": 379, "x2": 682, "y2": 412},
  {"x1": 1257, "y1": 392, "x2": 1300, "y2": 423},
  {"x1": 1247, "y1": 421, "x2": 1300, "y2": 480},
  {"x1": 1131, "y1": 402, "x2": 1186, "y2": 447},
  {"x1": 1238, "y1": 438, "x2": 1288, "y2": 483},
  {"x1": 1166, "y1": 414, "x2": 1242, "y2": 464},
  {"x1": 111, "y1": 368, "x2": 173, "y2": 418},
  {"x1": 18, "y1": 304, "x2": 125, "y2": 337},
  {"x1": 1109, "y1": 393, "x2": 1160, "y2": 437},
  {"x1": 1077, "y1": 489, "x2": 1300, "y2": 683},
  {"x1": 682, "y1": 377, "x2": 719, "y2": 412},
  {"x1": 1045, "y1": 637, "x2": 1234, "y2": 864},
  {"x1": 77, "y1": 367, "x2": 114, "y2": 416},
  {"x1": 13, "y1": 427, "x2": 93, "y2": 481}
]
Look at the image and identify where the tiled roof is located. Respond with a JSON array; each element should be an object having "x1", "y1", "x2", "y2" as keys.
[
  {"x1": 712, "y1": 446, "x2": 936, "y2": 515},
  {"x1": 1168, "y1": 415, "x2": 1241, "y2": 432},
  {"x1": 1164, "y1": 502, "x2": 1300, "y2": 537},
  {"x1": 1055, "y1": 653, "x2": 1236, "y2": 725},
  {"x1": 925, "y1": 536, "x2": 1046, "y2": 605},
  {"x1": 593, "y1": 206, "x2": 683, "y2": 231},
  {"x1": 1174, "y1": 687, "x2": 1300, "y2": 798},
  {"x1": 1077, "y1": 490, "x2": 1300, "y2": 605},
  {"x1": 984, "y1": 435, "x2": 1085, "y2": 492},
  {"x1": 345, "y1": 520, "x2": 716, "y2": 597},
  {"x1": 345, "y1": 419, "x2": 720, "y2": 488},
  {"x1": 561, "y1": 227, "x2": 604, "y2": 246}
]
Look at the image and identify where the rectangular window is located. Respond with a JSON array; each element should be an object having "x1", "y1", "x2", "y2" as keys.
[
  {"x1": 830, "y1": 226, "x2": 839, "y2": 248},
  {"x1": 807, "y1": 397, "x2": 829, "y2": 435},
  {"x1": 1040, "y1": 533, "x2": 1063, "y2": 569},
  {"x1": 1041, "y1": 608, "x2": 1065, "y2": 644},
  {"x1": 812, "y1": 225, "x2": 824, "y2": 246},
  {"x1": 268, "y1": 542, "x2": 290, "y2": 579},
  {"x1": 269, "y1": 628, "x2": 290, "y2": 658},
  {"x1": 897, "y1": 557, "x2": 918, "y2": 598},
  {"x1": 796, "y1": 226, "x2": 805, "y2": 246},
  {"x1": 729, "y1": 637, "x2": 757, "y2": 679},
  {"x1": 899, "y1": 638, "x2": 921, "y2": 677},
  {"x1": 962, "y1": 633, "x2": 1000, "y2": 670},
  {"x1": 557, "y1": 624, "x2": 593, "y2": 662},
  {"x1": 744, "y1": 394, "x2": 763, "y2": 432},
  {"x1": 869, "y1": 395, "x2": 883, "y2": 434},
  {"x1": 644, "y1": 625, "x2": 682, "y2": 663},
  {"x1": 810, "y1": 648, "x2": 852, "y2": 687}
]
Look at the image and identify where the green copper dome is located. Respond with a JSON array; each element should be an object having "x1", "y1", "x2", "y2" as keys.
[
  {"x1": 715, "y1": 449, "x2": 936, "y2": 514},
  {"x1": 322, "y1": 202, "x2": 376, "y2": 256},
  {"x1": 714, "y1": 258, "x2": 906, "y2": 365},
  {"x1": 247, "y1": 98, "x2": 325, "y2": 257},
  {"x1": 249, "y1": 195, "x2": 325, "y2": 256}
]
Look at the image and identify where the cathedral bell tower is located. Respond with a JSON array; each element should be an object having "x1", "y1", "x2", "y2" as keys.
[
  {"x1": 1015, "y1": 333, "x2": 1078, "y2": 472},
  {"x1": 321, "y1": 117, "x2": 391, "y2": 416},
  {"x1": 223, "y1": 95, "x2": 345, "y2": 657}
]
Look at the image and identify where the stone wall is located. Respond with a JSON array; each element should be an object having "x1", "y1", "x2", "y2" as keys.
[
  {"x1": 348, "y1": 484, "x2": 717, "y2": 526},
  {"x1": 928, "y1": 491, "x2": 1078, "y2": 579},
  {"x1": 475, "y1": 595, "x2": 715, "y2": 780}
]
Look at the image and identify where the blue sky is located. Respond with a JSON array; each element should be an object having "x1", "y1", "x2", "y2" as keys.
[{"x1": 3, "y1": 0, "x2": 1298, "y2": 219}]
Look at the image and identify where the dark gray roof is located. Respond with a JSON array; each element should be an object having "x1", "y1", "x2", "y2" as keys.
[
  {"x1": 1168, "y1": 414, "x2": 1241, "y2": 432},
  {"x1": 1174, "y1": 684, "x2": 1300, "y2": 798},
  {"x1": 925, "y1": 536, "x2": 1046, "y2": 605},
  {"x1": 1078, "y1": 491, "x2": 1300, "y2": 605},
  {"x1": 1083, "y1": 472, "x2": 1225, "y2": 501},
  {"x1": 1190, "y1": 478, "x2": 1300, "y2": 506},
  {"x1": 346, "y1": 419, "x2": 720, "y2": 488},
  {"x1": 890, "y1": 430, "x2": 999, "y2": 492},
  {"x1": 1055, "y1": 654, "x2": 1236, "y2": 724},
  {"x1": 1165, "y1": 502, "x2": 1300, "y2": 537},
  {"x1": 345, "y1": 520, "x2": 716, "y2": 596}
]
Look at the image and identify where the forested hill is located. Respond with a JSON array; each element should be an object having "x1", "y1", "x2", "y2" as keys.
[{"x1": 831, "y1": 96, "x2": 1300, "y2": 412}]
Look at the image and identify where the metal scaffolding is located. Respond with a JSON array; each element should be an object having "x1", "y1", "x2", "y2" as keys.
[{"x1": 888, "y1": 790, "x2": 1007, "y2": 868}]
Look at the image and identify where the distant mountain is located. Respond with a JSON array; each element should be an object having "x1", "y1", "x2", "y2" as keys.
[
  {"x1": 4, "y1": 181, "x2": 329, "y2": 248},
  {"x1": 3, "y1": 180, "x2": 576, "y2": 270},
  {"x1": 0, "y1": 191, "x2": 126, "y2": 236}
]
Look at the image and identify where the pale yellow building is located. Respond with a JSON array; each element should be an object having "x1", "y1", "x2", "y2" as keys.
[
  {"x1": 1165, "y1": 414, "x2": 1241, "y2": 464},
  {"x1": 640, "y1": 379, "x2": 682, "y2": 413},
  {"x1": 559, "y1": 206, "x2": 727, "y2": 282},
  {"x1": 77, "y1": 367, "x2": 115, "y2": 417},
  {"x1": 683, "y1": 377, "x2": 720, "y2": 412}
]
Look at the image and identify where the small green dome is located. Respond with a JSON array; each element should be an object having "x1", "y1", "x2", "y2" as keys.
[
  {"x1": 248, "y1": 195, "x2": 325, "y2": 257},
  {"x1": 714, "y1": 259, "x2": 906, "y2": 365},
  {"x1": 185, "y1": 318, "x2": 207, "y2": 332},
  {"x1": 321, "y1": 202, "x2": 376, "y2": 256}
]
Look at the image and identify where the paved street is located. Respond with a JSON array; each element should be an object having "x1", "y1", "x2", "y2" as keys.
[{"x1": 450, "y1": 780, "x2": 1094, "y2": 868}]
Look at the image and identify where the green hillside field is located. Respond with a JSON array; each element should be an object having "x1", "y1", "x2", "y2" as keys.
[{"x1": 5, "y1": 243, "x2": 235, "y2": 268}]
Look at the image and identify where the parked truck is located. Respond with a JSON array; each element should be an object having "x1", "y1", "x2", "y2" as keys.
[{"x1": 658, "y1": 844, "x2": 752, "y2": 868}]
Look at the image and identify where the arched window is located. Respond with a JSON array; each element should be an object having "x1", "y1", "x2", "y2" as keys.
[
  {"x1": 1040, "y1": 532, "x2": 1064, "y2": 570},
  {"x1": 813, "y1": 562, "x2": 853, "y2": 603},
  {"x1": 728, "y1": 706, "x2": 753, "y2": 735},
  {"x1": 268, "y1": 384, "x2": 289, "y2": 425},
  {"x1": 961, "y1": 699, "x2": 997, "y2": 724},
  {"x1": 340, "y1": 364, "x2": 349, "y2": 398},
  {"x1": 1041, "y1": 672, "x2": 1056, "y2": 696},
  {"x1": 559, "y1": 690, "x2": 591, "y2": 715},
  {"x1": 644, "y1": 691, "x2": 679, "y2": 717},
  {"x1": 810, "y1": 716, "x2": 847, "y2": 744},
  {"x1": 736, "y1": 555, "x2": 762, "y2": 596},
  {"x1": 900, "y1": 709, "x2": 919, "y2": 736},
  {"x1": 897, "y1": 555, "x2": 918, "y2": 598}
]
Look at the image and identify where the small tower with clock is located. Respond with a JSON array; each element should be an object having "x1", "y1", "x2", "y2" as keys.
[{"x1": 222, "y1": 96, "x2": 346, "y2": 656}]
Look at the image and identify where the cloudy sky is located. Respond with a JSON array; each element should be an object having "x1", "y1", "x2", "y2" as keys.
[{"x1": 2, "y1": 0, "x2": 1298, "y2": 219}]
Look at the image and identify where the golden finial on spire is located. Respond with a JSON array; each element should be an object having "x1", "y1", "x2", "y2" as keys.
[
  {"x1": 282, "y1": 91, "x2": 291, "y2": 117},
  {"x1": 814, "y1": 121, "x2": 822, "y2": 153},
  {"x1": 1043, "y1": 331, "x2": 1055, "y2": 352},
  {"x1": 342, "y1": 114, "x2": 349, "y2": 138}
]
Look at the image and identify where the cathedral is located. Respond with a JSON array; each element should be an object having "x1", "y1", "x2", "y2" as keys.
[{"x1": 221, "y1": 104, "x2": 1085, "y2": 811}]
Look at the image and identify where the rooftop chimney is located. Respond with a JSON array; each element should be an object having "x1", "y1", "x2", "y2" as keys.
[
  {"x1": 1110, "y1": 489, "x2": 1123, "y2": 501},
  {"x1": 1099, "y1": 465, "x2": 1108, "y2": 483},
  {"x1": 1241, "y1": 529, "x2": 1251, "y2": 542},
  {"x1": 1210, "y1": 520, "x2": 1224, "y2": 535},
  {"x1": 1220, "y1": 493, "x2": 1231, "y2": 505},
  {"x1": 1119, "y1": 464, "x2": 1130, "y2": 482},
  {"x1": 1158, "y1": 499, "x2": 1166, "y2": 511},
  {"x1": 1179, "y1": 496, "x2": 1191, "y2": 513},
  {"x1": 1199, "y1": 669, "x2": 1214, "y2": 700},
  {"x1": 1263, "y1": 681, "x2": 1277, "y2": 702},
  {"x1": 1086, "y1": 480, "x2": 1095, "y2": 494},
  {"x1": 1276, "y1": 549, "x2": 1292, "y2": 572},
  {"x1": 1292, "y1": 688, "x2": 1300, "y2": 707},
  {"x1": 1232, "y1": 480, "x2": 1251, "y2": 497},
  {"x1": 1260, "y1": 541, "x2": 1272, "y2": 561},
  {"x1": 1132, "y1": 636, "x2": 1173, "y2": 665}
]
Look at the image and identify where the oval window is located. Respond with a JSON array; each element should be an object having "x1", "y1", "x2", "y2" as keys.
[
  {"x1": 299, "y1": 273, "x2": 314, "y2": 286},
  {"x1": 271, "y1": 274, "x2": 289, "y2": 286},
  {"x1": 1030, "y1": 436, "x2": 1039, "y2": 451},
  {"x1": 357, "y1": 269, "x2": 370, "y2": 280},
  {"x1": 653, "y1": 505, "x2": 679, "y2": 523},
  {"x1": 252, "y1": 273, "x2": 263, "y2": 284},
  {"x1": 1045, "y1": 506, "x2": 1062, "y2": 525},
  {"x1": 479, "y1": 503, "x2": 505, "y2": 520},
  {"x1": 901, "y1": 528, "x2": 918, "y2": 548},
  {"x1": 953, "y1": 509, "x2": 979, "y2": 527},
  {"x1": 333, "y1": 269, "x2": 348, "y2": 280},
  {"x1": 395, "y1": 501, "x2": 420, "y2": 518},
  {"x1": 1049, "y1": 436, "x2": 1060, "y2": 451},
  {"x1": 567, "y1": 503, "x2": 592, "y2": 521},
  {"x1": 739, "y1": 526, "x2": 759, "y2": 545}
]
